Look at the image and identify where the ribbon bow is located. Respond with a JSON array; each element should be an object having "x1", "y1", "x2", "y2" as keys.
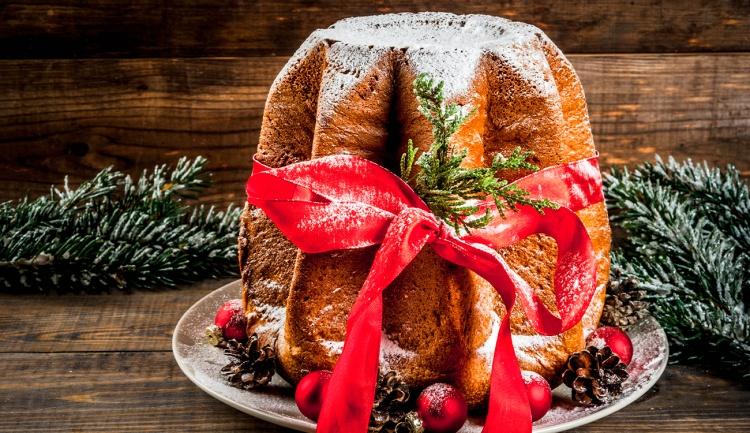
[{"x1": 246, "y1": 154, "x2": 604, "y2": 433}]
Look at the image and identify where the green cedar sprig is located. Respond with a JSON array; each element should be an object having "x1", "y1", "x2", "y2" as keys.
[
  {"x1": 605, "y1": 156, "x2": 749, "y2": 379},
  {"x1": 0, "y1": 157, "x2": 241, "y2": 293},
  {"x1": 400, "y1": 73, "x2": 558, "y2": 233}
]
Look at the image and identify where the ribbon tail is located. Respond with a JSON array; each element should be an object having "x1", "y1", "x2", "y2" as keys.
[
  {"x1": 432, "y1": 237, "x2": 532, "y2": 433},
  {"x1": 316, "y1": 297, "x2": 383, "y2": 433},
  {"x1": 316, "y1": 208, "x2": 438, "y2": 433},
  {"x1": 483, "y1": 314, "x2": 531, "y2": 433}
]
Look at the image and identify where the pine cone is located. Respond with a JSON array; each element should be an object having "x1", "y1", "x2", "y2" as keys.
[
  {"x1": 601, "y1": 268, "x2": 649, "y2": 328},
  {"x1": 562, "y1": 346, "x2": 629, "y2": 406},
  {"x1": 369, "y1": 371, "x2": 423, "y2": 433},
  {"x1": 220, "y1": 334, "x2": 276, "y2": 389}
]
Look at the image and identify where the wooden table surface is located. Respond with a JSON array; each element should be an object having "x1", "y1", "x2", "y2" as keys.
[{"x1": 0, "y1": 278, "x2": 747, "y2": 432}]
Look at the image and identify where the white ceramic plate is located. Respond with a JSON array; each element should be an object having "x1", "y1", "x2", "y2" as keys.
[{"x1": 173, "y1": 280, "x2": 668, "y2": 432}]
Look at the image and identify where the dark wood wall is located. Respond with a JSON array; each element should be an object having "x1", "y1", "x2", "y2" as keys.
[{"x1": 1, "y1": 1, "x2": 749, "y2": 205}]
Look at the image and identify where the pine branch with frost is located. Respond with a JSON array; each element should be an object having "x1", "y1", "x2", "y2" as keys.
[{"x1": 0, "y1": 157, "x2": 241, "y2": 293}]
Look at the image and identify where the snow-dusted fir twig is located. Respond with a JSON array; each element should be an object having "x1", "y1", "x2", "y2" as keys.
[
  {"x1": 605, "y1": 156, "x2": 750, "y2": 379},
  {"x1": 0, "y1": 157, "x2": 241, "y2": 293},
  {"x1": 400, "y1": 73, "x2": 557, "y2": 233}
]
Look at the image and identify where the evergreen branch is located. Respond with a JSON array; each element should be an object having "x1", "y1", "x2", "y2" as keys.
[
  {"x1": 0, "y1": 156, "x2": 241, "y2": 293},
  {"x1": 605, "y1": 157, "x2": 750, "y2": 379},
  {"x1": 609, "y1": 155, "x2": 750, "y2": 253},
  {"x1": 401, "y1": 73, "x2": 558, "y2": 233},
  {"x1": 400, "y1": 139, "x2": 418, "y2": 182},
  {"x1": 492, "y1": 147, "x2": 539, "y2": 171}
]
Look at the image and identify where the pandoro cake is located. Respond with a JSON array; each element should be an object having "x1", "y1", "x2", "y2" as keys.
[{"x1": 238, "y1": 12, "x2": 611, "y2": 406}]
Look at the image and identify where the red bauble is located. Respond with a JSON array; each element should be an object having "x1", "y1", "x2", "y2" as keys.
[
  {"x1": 416, "y1": 383, "x2": 468, "y2": 433},
  {"x1": 295, "y1": 370, "x2": 332, "y2": 421},
  {"x1": 522, "y1": 371, "x2": 552, "y2": 422},
  {"x1": 214, "y1": 299, "x2": 247, "y2": 341},
  {"x1": 222, "y1": 313, "x2": 247, "y2": 341},
  {"x1": 214, "y1": 299, "x2": 242, "y2": 327},
  {"x1": 586, "y1": 326, "x2": 633, "y2": 365}
]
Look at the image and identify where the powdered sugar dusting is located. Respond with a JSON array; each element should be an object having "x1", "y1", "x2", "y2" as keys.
[
  {"x1": 582, "y1": 282, "x2": 607, "y2": 337},
  {"x1": 474, "y1": 310, "x2": 565, "y2": 368},
  {"x1": 420, "y1": 382, "x2": 463, "y2": 407},
  {"x1": 320, "y1": 339, "x2": 344, "y2": 356},
  {"x1": 254, "y1": 301, "x2": 286, "y2": 324},
  {"x1": 247, "y1": 281, "x2": 287, "y2": 335},
  {"x1": 380, "y1": 332, "x2": 417, "y2": 371},
  {"x1": 291, "y1": 12, "x2": 558, "y2": 108},
  {"x1": 257, "y1": 278, "x2": 286, "y2": 293},
  {"x1": 317, "y1": 332, "x2": 417, "y2": 366},
  {"x1": 404, "y1": 47, "x2": 481, "y2": 98},
  {"x1": 315, "y1": 40, "x2": 390, "y2": 115},
  {"x1": 325, "y1": 13, "x2": 512, "y2": 50},
  {"x1": 487, "y1": 25, "x2": 557, "y2": 98},
  {"x1": 512, "y1": 333, "x2": 568, "y2": 367},
  {"x1": 476, "y1": 311, "x2": 500, "y2": 363},
  {"x1": 294, "y1": 202, "x2": 388, "y2": 234}
]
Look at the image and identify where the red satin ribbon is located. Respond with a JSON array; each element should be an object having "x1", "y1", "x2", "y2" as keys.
[{"x1": 246, "y1": 154, "x2": 604, "y2": 433}]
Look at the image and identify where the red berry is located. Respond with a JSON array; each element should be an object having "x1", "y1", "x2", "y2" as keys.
[
  {"x1": 416, "y1": 383, "x2": 468, "y2": 433},
  {"x1": 522, "y1": 371, "x2": 552, "y2": 422},
  {"x1": 586, "y1": 326, "x2": 633, "y2": 365},
  {"x1": 214, "y1": 299, "x2": 246, "y2": 341},
  {"x1": 295, "y1": 370, "x2": 332, "y2": 421}
]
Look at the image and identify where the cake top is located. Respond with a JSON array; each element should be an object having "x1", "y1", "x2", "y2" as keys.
[
  {"x1": 321, "y1": 12, "x2": 521, "y2": 51},
  {"x1": 290, "y1": 12, "x2": 555, "y2": 110}
]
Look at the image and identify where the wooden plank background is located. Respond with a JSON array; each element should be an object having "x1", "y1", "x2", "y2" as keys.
[
  {"x1": 1, "y1": 54, "x2": 748, "y2": 205},
  {"x1": 0, "y1": 1, "x2": 748, "y2": 206},
  {"x1": 1, "y1": 1, "x2": 748, "y2": 57}
]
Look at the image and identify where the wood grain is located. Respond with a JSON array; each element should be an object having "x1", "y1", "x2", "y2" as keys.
[
  {"x1": 0, "y1": 57, "x2": 280, "y2": 205},
  {"x1": 1, "y1": 1, "x2": 748, "y2": 58},
  {"x1": 0, "y1": 351, "x2": 293, "y2": 433},
  {"x1": 0, "y1": 53, "x2": 747, "y2": 206},
  {"x1": 0, "y1": 353, "x2": 746, "y2": 433},
  {"x1": 575, "y1": 54, "x2": 750, "y2": 171},
  {"x1": 0, "y1": 279, "x2": 235, "y2": 353}
]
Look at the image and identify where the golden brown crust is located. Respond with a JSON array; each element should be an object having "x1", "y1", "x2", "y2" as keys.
[
  {"x1": 239, "y1": 205, "x2": 296, "y2": 345},
  {"x1": 277, "y1": 247, "x2": 375, "y2": 382},
  {"x1": 239, "y1": 13, "x2": 611, "y2": 406}
]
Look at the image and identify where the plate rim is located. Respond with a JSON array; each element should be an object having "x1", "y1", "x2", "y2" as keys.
[
  {"x1": 172, "y1": 280, "x2": 316, "y2": 431},
  {"x1": 173, "y1": 279, "x2": 669, "y2": 433}
]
